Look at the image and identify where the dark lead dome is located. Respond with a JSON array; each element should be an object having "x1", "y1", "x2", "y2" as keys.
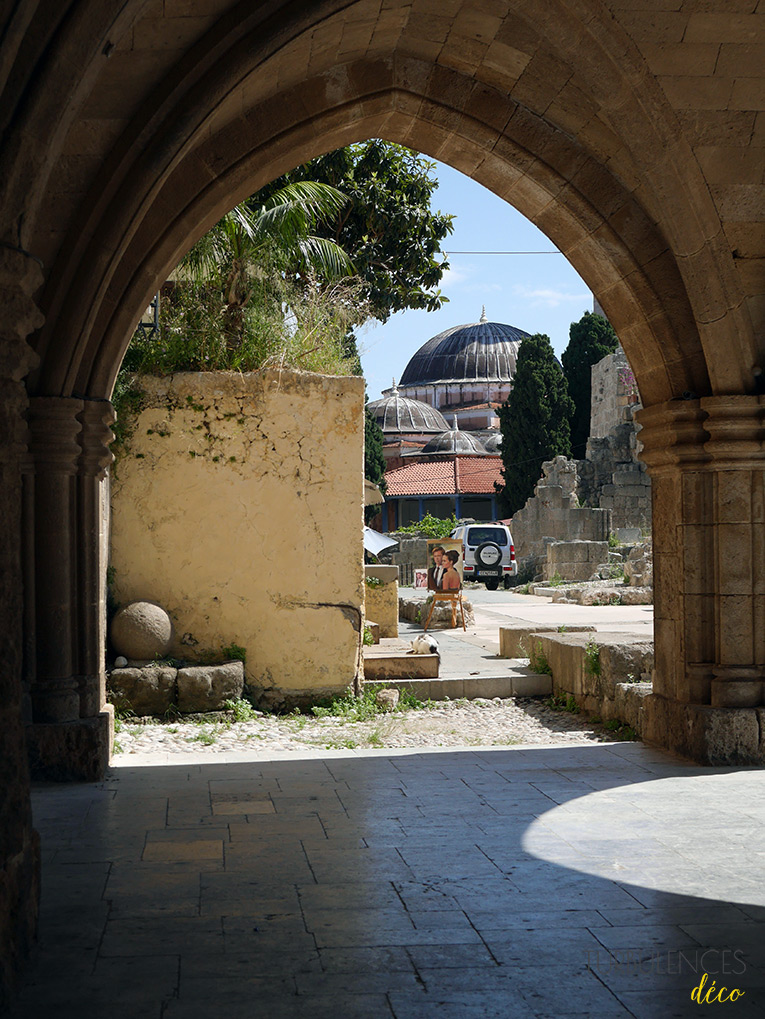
[
  {"x1": 367, "y1": 385, "x2": 449, "y2": 435},
  {"x1": 399, "y1": 308, "x2": 531, "y2": 386},
  {"x1": 421, "y1": 418, "x2": 488, "y2": 456}
]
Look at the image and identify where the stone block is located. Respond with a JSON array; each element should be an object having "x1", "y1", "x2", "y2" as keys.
[
  {"x1": 363, "y1": 650, "x2": 439, "y2": 681},
  {"x1": 27, "y1": 710, "x2": 113, "y2": 781},
  {"x1": 366, "y1": 573, "x2": 399, "y2": 638},
  {"x1": 617, "y1": 527, "x2": 642, "y2": 542},
  {"x1": 498, "y1": 622, "x2": 594, "y2": 658},
  {"x1": 548, "y1": 540, "x2": 607, "y2": 564},
  {"x1": 177, "y1": 662, "x2": 244, "y2": 713},
  {"x1": 600, "y1": 641, "x2": 655, "y2": 690},
  {"x1": 643, "y1": 696, "x2": 763, "y2": 765},
  {"x1": 613, "y1": 682, "x2": 651, "y2": 731},
  {"x1": 108, "y1": 666, "x2": 177, "y2": 716},
  {"x1": 511, "y1": 673, "x2": 553, "y2": 697},
  {"x1": 365, "y1": 564, "x2": 399, "y2": 583}
]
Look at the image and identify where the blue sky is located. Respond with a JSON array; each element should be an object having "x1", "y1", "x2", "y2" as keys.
[{"x1": 359, "y1": 160, "x2": 593, "y2": 401}]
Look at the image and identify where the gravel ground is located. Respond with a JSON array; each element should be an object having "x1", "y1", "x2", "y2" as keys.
[{"x1": 113, "y1": 696, "x2": 633, "y2": 755}]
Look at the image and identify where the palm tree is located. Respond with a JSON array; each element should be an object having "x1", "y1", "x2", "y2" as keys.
[{"x1": 180, "y1": 181, "x2": 355, "y2": 352}]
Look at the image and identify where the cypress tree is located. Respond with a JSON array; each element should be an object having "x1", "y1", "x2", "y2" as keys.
[
  {"x1": 561, "y1": 311, "x2": 619, "y2": 458},
  {"x1": 364, "y1": 406, "x2": 387, "y2": 495},
  {"x1": 497, "y1": 334, "x2": 574, "y2": 516}
]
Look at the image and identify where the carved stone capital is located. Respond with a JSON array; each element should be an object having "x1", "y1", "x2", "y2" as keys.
[
  {"x1": 78, "y1": 399, "x2": 115, "y2": 479},
  {"x1": 27, "y1": 397, "x2": 84, "y2": 475},
  {"x1": 635, "y1": 400, "x2": 709, "y2": 473},
  {"x1": 700, "y1": 395, "x2": 765, "y2": 469},
  {"x1": 638, "y1": 395, "x2": 765, "y2": 475}
]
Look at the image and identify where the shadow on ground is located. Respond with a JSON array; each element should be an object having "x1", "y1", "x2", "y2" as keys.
[{"x1": 10, "y1": 742, "x2": 765, "y2": 1019}]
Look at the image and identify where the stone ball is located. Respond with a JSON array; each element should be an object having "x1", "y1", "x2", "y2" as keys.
[
  {"x1": 114, "y1": 656, "x2": 128, "y2": 669},
  {"x1": 111, "y1": 601, "x2": 173, "y2": 660}
]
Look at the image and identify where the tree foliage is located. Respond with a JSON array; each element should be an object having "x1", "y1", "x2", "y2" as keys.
[
  {"x1": 123, "y1": 181, "x2": 367, "y2": 378},
  {"x1": 364, "y1": 407, "x2": 387, "y2": 491},
  {"x1": 254, "y1": 140, "x2": 454, "y2": 326},
  {"x1": 561, "y1": 311, "x2": 619, "y2": 457},
  {"x1": 496, "y1": 334, "x2": 574, "y2": 516}
]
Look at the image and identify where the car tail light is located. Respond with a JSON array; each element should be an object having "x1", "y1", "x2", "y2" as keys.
[{"x1": 510, "y1": 544, "x2": 516, "y2": 561}]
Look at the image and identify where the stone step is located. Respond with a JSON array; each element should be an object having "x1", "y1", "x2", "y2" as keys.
[
  {"x1": 363, "y1": 640, "x2": 439, "y2": 681},
  {"x1": 364, "y1": 664, "x2": 551, "y2": 702}
]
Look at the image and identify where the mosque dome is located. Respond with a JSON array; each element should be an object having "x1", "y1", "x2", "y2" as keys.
[
  {"x1": 420, "y1": 417, "x2": 489, "y2": 455},
  {"x1": 483, "y1": 432, "x2": 502, "y2": 453},
  {"x1": 399, "y1": 307, "x2": 530, "y2": 387},
  {"x1": 367, "y1": 384, "x2": 449, "y2": 435}
]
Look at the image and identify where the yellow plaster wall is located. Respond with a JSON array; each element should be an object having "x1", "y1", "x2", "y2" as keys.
[{"x1": 110, "y1": 370, "x2": 365, "y2": 704}]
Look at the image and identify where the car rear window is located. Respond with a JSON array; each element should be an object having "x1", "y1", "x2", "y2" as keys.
[{"x1": 466, "y1": 527, "x2": 508, "y2": 546}]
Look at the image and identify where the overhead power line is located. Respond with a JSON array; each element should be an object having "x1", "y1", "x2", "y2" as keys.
[{"x1": 443, "y1": 250, "x2": 562, "y2": 255}]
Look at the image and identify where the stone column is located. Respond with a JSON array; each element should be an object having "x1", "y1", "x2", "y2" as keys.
[
  {"x1": 0, "y1": 245, "x2": 43, "y2": 1010},
  {"x1": 76, "y1": 399, "x2": 115, "y2": 718},
  {"x1": 637, "y1": 397, "x2": 765, "y2": 763},
  {"x1": 26, "y1": 396, "x2": 84, "y2": 723},
  {"x1": 24, "y1": 395, "x2": 114, "y2": 780}
]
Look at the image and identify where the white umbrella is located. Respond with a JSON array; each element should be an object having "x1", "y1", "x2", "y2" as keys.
[{"x1": 363, "y1": 527, "x2": 398, "y2": 556}]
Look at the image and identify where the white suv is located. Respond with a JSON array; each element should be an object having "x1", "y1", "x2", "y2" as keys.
[{"x1": 450, "y1": 523, "x2": 518, "y2": 590}]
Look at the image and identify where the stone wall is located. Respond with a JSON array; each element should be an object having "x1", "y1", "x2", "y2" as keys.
[
  {"x1": 546, "y1": 540, "x2": 609, "y2": 582},
  {"x1": 579, "y1": 348, "x2": 652, "y2": 532},
  {"x1": 510, "y1": 458, "x2": 611, "y2": 560},
  {"x1": 110, "y1": 370, "x2": 365, "y2": 707}
]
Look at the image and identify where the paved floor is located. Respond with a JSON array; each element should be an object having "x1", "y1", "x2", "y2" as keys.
[{"x1": 12, "y1": 741, "x2": 765, "y2": 1018}]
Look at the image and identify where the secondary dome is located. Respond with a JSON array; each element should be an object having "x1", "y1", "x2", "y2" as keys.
[
  {"x1": 420, "y1": 418, "x2": 488, "y2": 455},
  {"x1": 483, "y1": 432, "x2": 502, "y2": 453},
  {"x1": 367, "y1": 385, "x2": 449, "y2": 435},
  {"x1": 399, "y1": 307, "x2": 531, "y2": 386}
]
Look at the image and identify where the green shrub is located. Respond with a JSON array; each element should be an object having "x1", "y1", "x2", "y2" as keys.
[
  {"x1": 223, "y1": 698, "x2": 258, "y2": 722},
  {"x1": 395, "y1": 513, "x2": 457, "y2": 539},
  {"x1": 584, "y1": 639, "x2": 601, "y2": 677},
  {"x1": 546, "y1": 693, "x2": 580, "y2": 714},
  {"x1": 529, "y1": 640, "x2": 552, "y2": 675}
]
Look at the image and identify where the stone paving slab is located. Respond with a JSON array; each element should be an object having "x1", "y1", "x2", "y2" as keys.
[{"x1": 9, "y1": 743, "x2": 765, "y2": 1018}]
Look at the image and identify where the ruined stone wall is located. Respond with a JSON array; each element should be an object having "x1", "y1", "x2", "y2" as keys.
[
  {"x1": 510, "y1": 458, "x2": 611, "y2": 560},
  {"x1": 581, "y1": 348, "x2": 652, "y2": 532},
  {"x1": 110, "y1": 370, "x2": 365, "y2": 706}
]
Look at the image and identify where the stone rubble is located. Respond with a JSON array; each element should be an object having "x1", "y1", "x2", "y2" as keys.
[{"x1": 113, "y1": 696, "x2": 623, "y2": 756}]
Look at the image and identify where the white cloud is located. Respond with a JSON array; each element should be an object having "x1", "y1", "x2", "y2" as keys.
[
  {"x1": 439, "y1": 263, "x2": 472, "y2": 287},
  {"x1": 512, "y1": 284, "x2": 591, "y2": 308}
]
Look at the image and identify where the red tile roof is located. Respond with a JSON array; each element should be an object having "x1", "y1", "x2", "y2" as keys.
[{"x1": 384, "y1": 456, "x2": 503, "y2": 496}]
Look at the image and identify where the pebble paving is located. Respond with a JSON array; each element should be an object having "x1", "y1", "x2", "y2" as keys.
[{"x1": 114, "y1": 696, "x2": 624, "y2": 755}]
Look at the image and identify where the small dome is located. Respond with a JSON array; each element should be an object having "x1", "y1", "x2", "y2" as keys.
[
  {"x1": 399, "y1": 308, "x2": 530, "y2": 387},
  {"x1": 421, "y1": 417, "x2": 488, "y2": 455},
  {"x1": 483, "y1": 432, "x2": 502, "y2": 453},
  {"x1": 367, "y1": 383, "x2": 449, "y2": 435}
]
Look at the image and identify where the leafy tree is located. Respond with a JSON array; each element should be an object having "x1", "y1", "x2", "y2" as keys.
[
  {"x1": 254, "y1": 140, "x2": 454, "y2": 327},
  {"x1": 364, "y1": 405, "x2": 387, "y2": 524},
  {"x1": 561, "y1": 311, "x2": 619, "y2": 457},
  {"x1": 123, "y1": 181, "x2": 367, "y2": 377},
  {"x1": 364, "y1": 406, "x2": 387, "y2": 493},
  {"x1": 496, "y1": 334, "x2": 574, "y2": 516}
]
